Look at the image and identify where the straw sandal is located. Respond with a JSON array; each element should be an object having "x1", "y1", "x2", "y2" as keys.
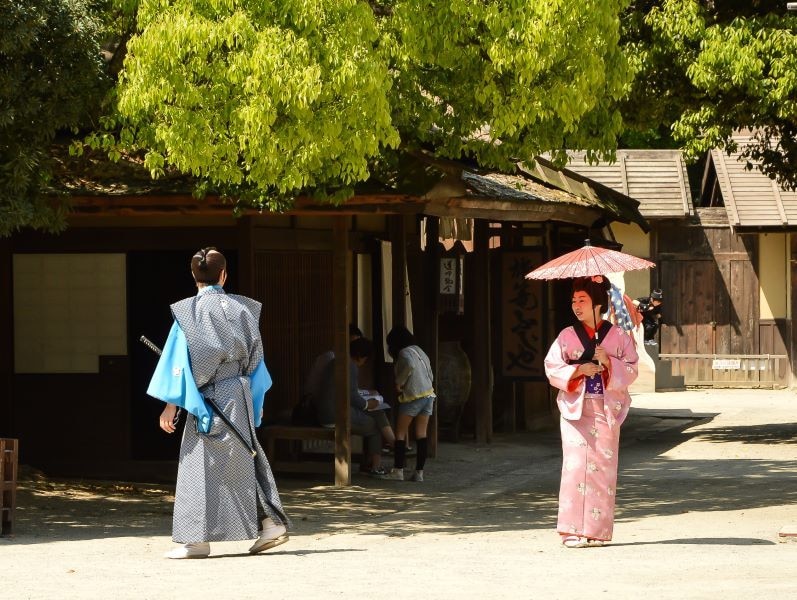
[{"x1": 562, "y1": 536, "x2": 589, "y2": 548}]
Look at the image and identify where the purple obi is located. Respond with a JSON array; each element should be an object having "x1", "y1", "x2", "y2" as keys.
[{"x1": 585, "y1": 373, "x2": 604, "y2": 395}]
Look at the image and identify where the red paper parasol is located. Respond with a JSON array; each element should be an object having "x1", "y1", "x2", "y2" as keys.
[{"x1": 525, "y1": 239, "x2": 655, "y2": 280}]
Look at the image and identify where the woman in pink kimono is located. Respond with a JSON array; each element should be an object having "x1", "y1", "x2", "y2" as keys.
[{"x1": 544, "y1": 276, "x2": 638, "y2": 548}]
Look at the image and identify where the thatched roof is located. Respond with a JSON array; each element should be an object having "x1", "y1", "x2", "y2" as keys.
[{"x1": 49, "y1": 145, "x2": 648, "y2": 231}]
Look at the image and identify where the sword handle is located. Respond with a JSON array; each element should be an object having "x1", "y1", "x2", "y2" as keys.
[{"x1": 139, "y1": 335, "x2": 163, "y2": 356}]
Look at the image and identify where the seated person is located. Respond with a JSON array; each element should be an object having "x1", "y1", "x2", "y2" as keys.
[
  {"x1": 303, "y1": 337, "x2": 394, "y2": 475},
  {"x1": 635, "y1": 289, "x2": 663, "y2": 345}
]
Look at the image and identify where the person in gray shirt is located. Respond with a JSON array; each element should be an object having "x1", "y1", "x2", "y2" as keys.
[{"x1": 380, "y1": 326, "x2": 436, "y2": 482}]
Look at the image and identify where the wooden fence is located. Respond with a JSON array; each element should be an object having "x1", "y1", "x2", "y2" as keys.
[{"x1": 658, "y1": 353, "x2": 789, "y2": 388}]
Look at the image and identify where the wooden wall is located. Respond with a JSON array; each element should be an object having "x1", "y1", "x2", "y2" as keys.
[
  {"x1": 255, "y1": 250, "x2": 334, "y2": 422},
  {"x1": 658, "y1": 224, "x2": 759, "y2": 357},
  {"x1": 12, "y1": 357, "x2": 131, "y2": 466}
]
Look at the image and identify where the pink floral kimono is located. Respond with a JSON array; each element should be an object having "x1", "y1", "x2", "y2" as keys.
[{"x1": 544, "y1": 321, "x2": 638, "y2": 542}]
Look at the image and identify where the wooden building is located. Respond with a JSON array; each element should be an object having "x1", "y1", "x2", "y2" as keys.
[
  {"x1": 565, "y1": 142, "x2": 792, "y2": 388},
  {"x1": 0, "y1": 151, "x2": 647, "y2": 485}
]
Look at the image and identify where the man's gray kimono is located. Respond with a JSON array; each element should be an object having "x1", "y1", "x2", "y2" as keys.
[{"x1": 169, "y1": 286, "x2": 288, "y2": 543}]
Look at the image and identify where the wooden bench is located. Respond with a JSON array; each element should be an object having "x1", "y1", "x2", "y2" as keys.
[
  {"x1": 261, "y1": 425, "x2": 338, "y2": 475},
  {"x1": 261, "y1": 425, "x2": 368, "y2": 476}
]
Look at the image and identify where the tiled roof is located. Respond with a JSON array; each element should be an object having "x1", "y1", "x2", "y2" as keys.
[
  {"x1": 708, "y1": 132, "x2": 797, "y2": 230},
  {"x1": 561, "y1": 150, "x2": 693, "y2": 219}
]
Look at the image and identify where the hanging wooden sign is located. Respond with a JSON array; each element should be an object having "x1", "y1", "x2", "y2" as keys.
[{"x1": 500, "y1": 251, "x2": 545, "y2": 379}]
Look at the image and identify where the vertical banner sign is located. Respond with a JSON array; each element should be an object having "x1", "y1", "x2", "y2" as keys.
[
  {"x1": 501, "y1": 251, "x2": 544, "y2": 378},
  {"x1": 439, "y1": 258, "x2": 456, "y2": 294},
  {"x1": 439, "y1": 256, "x2": 464, "y2": 314}
]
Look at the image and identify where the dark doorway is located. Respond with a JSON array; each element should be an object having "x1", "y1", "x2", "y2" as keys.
[
  {"x1": 127, "y1": 250, "x2": 238, "y2": 460},
  {"x1": 254, "y1": 250, "x2": 331, "y2": 423}
]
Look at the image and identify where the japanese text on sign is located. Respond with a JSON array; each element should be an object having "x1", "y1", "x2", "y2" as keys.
[
  {"x1": 440, "y1": 257, "x2": 457, "y2": 294},
  {"x1": 501, "y1": 253, "x2": 544, "y2": 378}
]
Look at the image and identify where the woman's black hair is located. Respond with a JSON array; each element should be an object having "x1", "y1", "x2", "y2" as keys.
[
  {"x1": 571, "y1": 276, "x2": 610, "y2": 312},
  {"x1": 386, "y1": 325, "x2": 415, "y2": 360},
  {"x1": 349, "y1": 337, "x2": 373, "y2": 360}
]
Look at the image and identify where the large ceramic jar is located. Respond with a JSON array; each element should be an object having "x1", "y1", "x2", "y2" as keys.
[{"x1": 436, "y1": 341, "x2": 472, "y2": 435}]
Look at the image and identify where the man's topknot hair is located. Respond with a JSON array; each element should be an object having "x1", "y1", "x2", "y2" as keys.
[{"x1": 190, "y1": 247, "x2": 226, "y2": 284}]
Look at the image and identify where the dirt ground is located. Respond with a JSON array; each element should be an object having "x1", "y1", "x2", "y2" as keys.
[{"x1": 2, "y1": 389, "x2": 797, "y2": 599}]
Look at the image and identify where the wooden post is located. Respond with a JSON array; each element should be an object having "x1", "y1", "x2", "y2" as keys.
[
  {"x1": 544, "y1": 224, "x2": 558, "y2": 422},
  {"x1": 333, "y1": 217, "x2": 352, "y2": 486},
  {"x1": 424, "y1": 217, "x2": 440, "y2": 457},
  {"x1": 390, "y1": 215, "x2": 407, "y2": 329},
  {"x1": 790, "y1": 235, "x2": 797, "y2": 386},
  {"x1": 472, "y1": 220, "x2": 492, "y2": 443},
  {"x1": 236, "y1": 216, "x2": 255, "y2": 297},
  {"x1": 0, "y1": 238, "x2": 12, "y2": 438},
  {"x1": 0, "y1": 438, "x2": 18, "y2": 535}
]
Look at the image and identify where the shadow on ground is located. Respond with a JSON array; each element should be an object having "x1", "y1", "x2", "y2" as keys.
[
  {"x1": 608, "y1": 537, "x2": 775, "y2": 547},
  {"x1": 3, "y1": 407, "x2": 794, "y2": 545},
  {"x1": 695, "y1": 422, "x2": 797, "y2": 445}
]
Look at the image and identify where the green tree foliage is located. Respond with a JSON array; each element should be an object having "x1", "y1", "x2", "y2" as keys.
[
  {"x1": 621, "y1": 1, "x2": 797, "y2": 188},
  {"x1": 92, "y1": 0, "x2": 632, "y2": 211},
  {"x1": 383, "y1": 0, "x2": 632, "y2": 170},
  {"x1": 91, "y1": 0, "x2": 400, "y2": 209},
  {"x1": 0, "y1": 0, "x2": 108, "y2": 235}
]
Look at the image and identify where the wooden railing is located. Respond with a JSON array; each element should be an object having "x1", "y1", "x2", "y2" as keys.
[{"x1": 658, "y1": 353, "x2": 789, "y2": 388}]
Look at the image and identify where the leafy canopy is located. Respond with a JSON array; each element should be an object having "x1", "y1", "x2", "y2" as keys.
[
  {"x1": 0, "y1": 0, "x2": 108, "y2": 236},
  {"x1": 383, "y1": 0, "x2": 631, "y2": 169},
  {"x1": 621, "y1": 1, "x2": 797, "y2": 189},
  {"x1": 89, "y1": 0, "x2": 632, "y2": 211}
]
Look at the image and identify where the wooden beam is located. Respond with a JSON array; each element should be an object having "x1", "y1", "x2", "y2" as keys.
[
  {"x1": 619, "y1": 155, "x2": 629, "y2": 196},
  {"x1": 676, "y1": 153, "x2": 693, "y2": 216},
  {"x1": 333, "y1": 216, "x2": 352, "y2": 486},
  {"x1": 0, "y1": 238, "x2": 12, "y2": 437},
  {"x1": 10, "y1": 226, "x2": 241, "y2": 252},
  {"x1": 713, "y1": 151, "x2": 741, "y2": 228},
  {"x1": 472, "y1": 220, "x2": 492, "y2": 443},
  {"x1": 67, "y1": 194, "x2": 425, "y2": 218},
  {"x1": 65, "y1": 192, "x2": 610, "y2": 226},
  {"x1": 423, "y1": 202, "x2": 601, "y2": 226}
]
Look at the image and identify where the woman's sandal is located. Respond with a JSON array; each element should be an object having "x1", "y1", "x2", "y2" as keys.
[{"x1": 562, "y1": 536, "x2": 589, "y2": 548}]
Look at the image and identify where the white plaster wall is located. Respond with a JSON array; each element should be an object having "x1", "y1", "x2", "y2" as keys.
[
  {"x1": 611, "y1": 222, "x2": 652, "y2": 301},
  {"x1": 13, "y1": 254, "x2": 127, "y2": 373},
  {"x1": 758, "y1": 233, "x2": 788, "y2": 319}
]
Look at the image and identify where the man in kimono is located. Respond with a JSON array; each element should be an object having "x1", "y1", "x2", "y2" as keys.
[
  {"x1": 544, "y1": 275, "x2": 638, "y2": 548},
  {"x1": 147, "y1": 247, "x2": 290, "y2": 559}
]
